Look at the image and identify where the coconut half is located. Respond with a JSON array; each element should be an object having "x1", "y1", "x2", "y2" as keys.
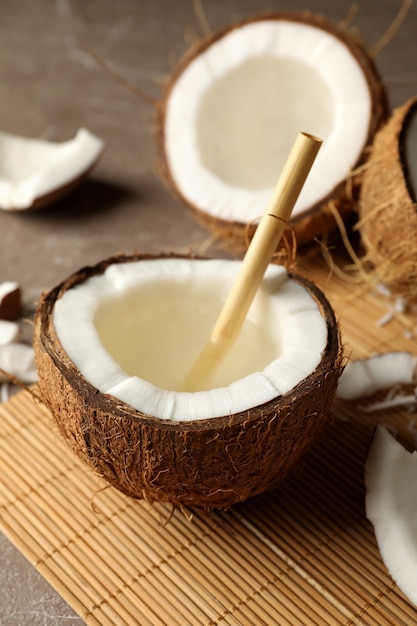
[
  {"x1": 359, "y1": 96, "x2": 417, "y2": 300},
  {"x1": 156, "y1": 12, "x2": 387, "y2": 250},
  {"x1": 365, "y1": 426, "x2": 417, "y2": 607},
  {"x1": 34, "y1": 253, "x2": 342, "y2": 509},
  {"x1": 0, "y1": 128, "x2": 104, "y2": 210}
]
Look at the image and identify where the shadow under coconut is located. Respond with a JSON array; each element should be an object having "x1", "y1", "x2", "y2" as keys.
[
  {"x1": 213, "y1": 415, "x2": 372, "y2": 557},
  {"x1": 133, "y1": 415, "x2": 381, "y2": 623},
  {"x1": 18, "y1": 177, "x2": 135, "y2": 222}
]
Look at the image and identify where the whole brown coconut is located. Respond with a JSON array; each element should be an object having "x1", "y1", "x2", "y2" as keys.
[
  {"x1": 34, "y1": 253, "x2": 343, "y2": 510},
  {"x1": 155, "y1": 12, "x2": 387, "y2": 253},
  {"x1": 359, "y1": 96, "x2": 417, "y2": 300}
]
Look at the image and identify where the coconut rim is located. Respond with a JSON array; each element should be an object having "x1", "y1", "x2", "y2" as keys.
[
  {"x1": 155, "y1": 10, "x2": 388, "y2": 230},
  {"x1": 35, "y1": 252, "x2": 342, "y2": 433},
  {"x1": 398, "y1": 96, "x2": 417, "y2": 203}
]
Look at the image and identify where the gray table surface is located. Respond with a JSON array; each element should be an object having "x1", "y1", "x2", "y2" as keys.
[{"x1": 0, "y1": 0, "x2": 416, "y2": 623}]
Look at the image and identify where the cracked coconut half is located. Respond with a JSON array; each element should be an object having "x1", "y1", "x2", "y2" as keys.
[
  {"x1": 34, "y1": 253, "x2": 343, "y2": 509},
  {"x1": 359, "y1": 96, "x2": 417, "y2": 301},
  {"x1": 156, "y1": 12, "x2": 387, "y2": 251}
]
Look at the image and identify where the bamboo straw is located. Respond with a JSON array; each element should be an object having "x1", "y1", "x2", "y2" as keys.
[{"x1": 182, "y1": 132, "x2": 322, "y2": 392}]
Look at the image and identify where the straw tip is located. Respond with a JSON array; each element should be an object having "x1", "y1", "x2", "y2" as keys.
[{"x1": 300, "y1": 131, "x2": 323, "y2": 145}]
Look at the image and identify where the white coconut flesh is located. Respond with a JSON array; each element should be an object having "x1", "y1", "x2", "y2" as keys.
[
  {"x1": 404, "y1": 107, "x2": 417, "y2": 199},
  {"x1": 0, "y1": 320, "x2": 19, "y2": 345},
  {"x1": 337, "y1": 352, "x2": 417, "y2": 400},
  {"x1": 52, "y1": 258, "x2": 328, "y2": 421},
  {"x1": 0, "y1": 128, "x2": 104, "y2": 210},
  {"x1": 164, "y1": 19, "x2": 372, "y2": 222},
  {"x1": 0, "y1": 342, "x2": 37, "y2": 384},
  {"x1": 366, "y1": 426, "x2": 417, "y2": 606}
]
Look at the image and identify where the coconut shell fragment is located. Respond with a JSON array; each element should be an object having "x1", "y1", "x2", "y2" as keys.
[
  {"x1": 337, "y1": 352, "x2": 417, "y2": 400},
  {"x1": 0, "y1": 128, "x2": 104, "y2": 211},
  {"x1": 359, "y1": 96, "x2": 417, "y2": 300},
  {"x1": 34, "y1": 253, "x2": 343, "y2": 510},
  {"x1": 0, "y1": 282, "x2": 21, "y2": 320},
  {"x1": 156, "y1": 12, "x2": 387, "y2": 253}
]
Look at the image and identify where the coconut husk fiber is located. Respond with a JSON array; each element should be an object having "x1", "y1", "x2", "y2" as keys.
[
  {"x1": 359, "y1": 96, "x2": 417, "y2": 301},
  {"x1": 33, "y1": 252, "x2": 343, "y2": 510},
  {"x1": 155, "y1": 11, "x2": 388, "y2": 254}
]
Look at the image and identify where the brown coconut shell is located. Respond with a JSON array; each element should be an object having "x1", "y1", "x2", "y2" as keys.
[
  {"x1": 33, "y1": 252, "x2": 343, "y2": 510},
  {"x1": 359, "y1": 96, "x2": 417, "y2": 300},
  {"x1": 27, "y1": 158, "x2": 103, "y2": 211},
  {"x1": 0, "y1": 284, "x2": 21, "y2": 320},
  {"x1": 155, "y1": 11, "x2": 388, "y2": 253}
]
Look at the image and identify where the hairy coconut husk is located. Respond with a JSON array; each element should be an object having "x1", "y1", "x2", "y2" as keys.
[
  {"x1": 155, "y1": 11, "x2": 388, "y2": 254},
  {"x1": 359, "y1": 96, "x2": 417, "y2": 300},
  {"x1": 33, "y1": 253, "x2": 343, "y2": 510}
]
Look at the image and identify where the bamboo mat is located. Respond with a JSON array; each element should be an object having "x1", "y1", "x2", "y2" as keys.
[{"x1": 1, "y1": 250, "x2": 417, "y2": 625}]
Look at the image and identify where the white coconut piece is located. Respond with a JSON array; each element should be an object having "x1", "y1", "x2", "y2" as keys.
[
  {"x1": 163, "y1": 19, "x2": 373, "y2": 225},
  {"x1": 0, "y1": 343, "x2": 38, "y2": 384},
  {"x1": 375, "y1": 282, "x2": 392, "y2": 297},
  {"x1": 365, "y1": 426, "x2": 417, "y2": 606},
  {"x1": 0, "y1": 320, "x2": 19, "y2": 345},
  {"x1": 0, "y1": 383, "x2": 10, "y2": 402},
  {"x1": 0, "y1": 128, "x2": 104, "y2": 210},
  {"x1": 53, "y1": 258, "x2": 328, "y2": 421},
  {"x1": 337, "y1": 352, "x2": 417, "y2": 400}
]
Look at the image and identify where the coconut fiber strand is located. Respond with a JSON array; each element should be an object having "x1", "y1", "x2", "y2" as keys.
[{"x1": 1, "y1": 250, "x2": 417, "y2": 624}]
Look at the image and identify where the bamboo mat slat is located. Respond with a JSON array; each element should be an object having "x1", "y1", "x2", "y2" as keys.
[{"x1": 1, "y1": 252, "x2": 417, "y2": 625}]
